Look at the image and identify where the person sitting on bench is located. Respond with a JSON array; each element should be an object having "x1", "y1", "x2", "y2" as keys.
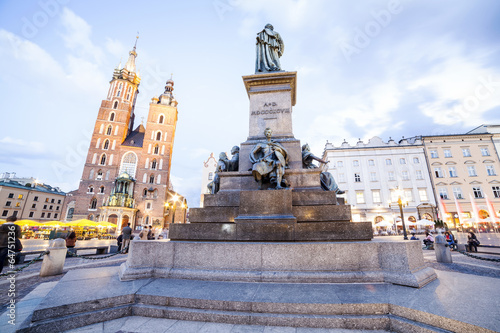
[
  {"x1": 423, "y1": 231, "x2": 434, "y2": 248},
  {"x1": 467, "y1": 231, "x2": 479, "y2": 252},
  {"x1": 445, "y1": 231, "x2": 456, "y2": 250}
]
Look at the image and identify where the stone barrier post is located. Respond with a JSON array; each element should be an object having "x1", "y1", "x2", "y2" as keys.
[
  {"x1": 40, "y1": 238, "x2": 67, "y2": 277},
  {"x1": 434, "y1": 232, "x2": 452, "y2": 263}
]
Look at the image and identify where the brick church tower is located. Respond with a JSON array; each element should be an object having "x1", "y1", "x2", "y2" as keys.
[{"x1": 71, "y1": 39, "x2": 179, "y2": 231}]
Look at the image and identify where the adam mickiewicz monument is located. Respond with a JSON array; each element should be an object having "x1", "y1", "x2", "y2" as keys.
[{"x1": 120, "y1": 24, "x2": 436, "y2": 289}]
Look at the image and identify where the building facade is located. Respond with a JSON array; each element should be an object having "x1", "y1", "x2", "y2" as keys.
[
  {"x1": 322, "y1": 136, "x2": 437, "y2": 229},
  {"x1": 200, "y1": 153, "x2": 217, "y2": 207},
  {"x1": 69, "y1": 42, "x2": 180, "y2": 231},
  {"x1": 421, "y1": 133, "x2": 500, "y2": 228},
  {"x1": 0, "y1": 180, "x2": 66, "y2": 221}
]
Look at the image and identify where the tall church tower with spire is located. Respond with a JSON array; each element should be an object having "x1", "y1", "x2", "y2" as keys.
[{"x1": 71, "y1": 39, "x2": 180, "y2": 231}]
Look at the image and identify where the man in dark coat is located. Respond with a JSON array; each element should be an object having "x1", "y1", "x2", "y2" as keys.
[{"x1": 0, "y1": 216, "x2": 22, "y2": 273}]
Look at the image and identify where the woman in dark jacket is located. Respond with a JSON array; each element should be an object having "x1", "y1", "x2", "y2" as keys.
[
  {"x1": 65, "y1": 231, "x2": 77, "y2": 248},
  {"x1": 467, "y1": 231, "x2": 479, "y2": 252}
]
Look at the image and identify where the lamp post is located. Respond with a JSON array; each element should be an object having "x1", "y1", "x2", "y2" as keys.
[{"x1": 397, "y1": 195, "x2": 408, "y2": 240}]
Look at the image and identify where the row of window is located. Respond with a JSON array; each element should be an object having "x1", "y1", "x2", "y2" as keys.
[
  {"x1": 439, "y1": 186, "x2": 500, "y2": 200},
  {"x1": 4, "y1": 201, "x2": 61, "y2": 210},
  {"x1": 87, "y1": 185, "x2": 105, "y2": 194},
  {"x1": 336, "y1": 157, "x2": 420, "y2": 168},
  {"x1": 89, "y1": 169, "x2": 110, "y2": 181},
  {"x1": 6, "y1": 194, "x2": 61, "y2": 204},
  {"x1": 1, "y1": 210, "x2": 58, "y2": 219},
  {"x1": 339, "y1": 170, "x2": 425, "y2": 183},
  {"x1": 430, "y1": 147, "x2": 490, "y2": 158},
  {"x1": 434, "y1": 165, "x2": 496, "y2": 178},
  {"x1": 349, "y1": 188, "x2": 429, "y2": 205}
]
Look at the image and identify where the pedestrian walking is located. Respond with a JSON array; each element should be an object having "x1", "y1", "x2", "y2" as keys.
[
  {"x1": 121, "y1": 223, "x2": 132, "y2": 252},
  {"x1": 0, "y1": 216, "x2": 22, "y2": 273}
]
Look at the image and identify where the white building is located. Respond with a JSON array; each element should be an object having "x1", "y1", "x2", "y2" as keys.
[
  {"x1": 200, "y1": 153, "x2": 217, "y2": 207},
  {"x1": 322, "y1": 136, "x2": 437, "y2": 230}
]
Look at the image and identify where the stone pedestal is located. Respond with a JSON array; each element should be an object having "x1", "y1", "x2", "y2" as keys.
[{"x1": 40, "y1": 238, "x2": 67, "y2": 277}]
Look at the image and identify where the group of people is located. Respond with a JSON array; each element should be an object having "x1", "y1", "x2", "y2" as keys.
[
  {"x1": 116, "y1": 224, "x2": 169, "y2": 252},
  {"x1": 415, "y1": 229, "x2": 480, "y2": 252}
]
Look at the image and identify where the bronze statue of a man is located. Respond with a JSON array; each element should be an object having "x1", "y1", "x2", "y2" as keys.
[
  {"x1": 250, "y1": 128, "x2": 289, "y2": 189},
  {"x1": 207, "y1": 152, "x2": 229, "y2": 194},
  {"x1": 255, "y1": 24, "x2": 284, "y2": 73},
  {"x1": 227, "y1": 146, "x2": 240, "y2": 172},
  {"x1": 301, "y1": 144, "x2": 344, "y2": 194}
]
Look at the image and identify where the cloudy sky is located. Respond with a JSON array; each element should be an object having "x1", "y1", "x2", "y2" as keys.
[{"x1": 1, "y1": 0, "x2": 499, "y2": 207}]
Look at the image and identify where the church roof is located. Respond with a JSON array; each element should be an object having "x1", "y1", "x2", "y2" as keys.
[{"x1": 122, "y1": 126, "x2": 145, "y2": 147}]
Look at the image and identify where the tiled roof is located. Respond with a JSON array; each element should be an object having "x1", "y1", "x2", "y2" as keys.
[
  {"x1": 122, "y1": 125, "x2": 145, "y2": 147},
  {"x1": 0, "y1": 181, "x2": 66, "y2": 195}
]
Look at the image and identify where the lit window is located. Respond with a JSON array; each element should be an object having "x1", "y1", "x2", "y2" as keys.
[
  {"x1": 372, "y1": 190, "x2": 381, "y2": 203},
  {"x1": 18, "y1": 194, "x2": 23, "y2": 199},
  {"x1": 356, "y1": 191, "x2": 365, "y2": 204}
]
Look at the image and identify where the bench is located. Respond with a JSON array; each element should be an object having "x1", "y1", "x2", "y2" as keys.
[
  {"x1": 462, "y1": 244, "x2": 500, "y2": 255},
  {"x1": 67, "y1": 246, "x2": 109, "y2": 257}
]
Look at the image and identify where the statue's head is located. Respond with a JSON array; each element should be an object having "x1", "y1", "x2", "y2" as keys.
[
  {"x1": 219, "y1": 152, "x2": 228, "y2": 160},
  {"x1": 265, "y1": 24, "x2": 274, "y2": 30},
  {"x1": 302, "y1": 144, "x2": 310, "y2": 152},
  {"x1": 264, "y1": 127, "x2": 272, "y2": 138},
  {"x1": 231, "y1": 146, "x2": 240, "y2": 155}
]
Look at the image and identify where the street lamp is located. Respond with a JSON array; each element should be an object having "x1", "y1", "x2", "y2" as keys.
[{"x1": 390, "y1": 187, "x2": 409, "y2": 240}]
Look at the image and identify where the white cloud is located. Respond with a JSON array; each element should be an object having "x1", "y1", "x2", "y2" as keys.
[{"x1": 59, "y1": 8, "x2": 103, "y2": 63}]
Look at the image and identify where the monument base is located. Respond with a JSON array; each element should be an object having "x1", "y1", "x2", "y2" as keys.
[{"x1": 119, "y1": 239, "x2": 437, "y2": 288}]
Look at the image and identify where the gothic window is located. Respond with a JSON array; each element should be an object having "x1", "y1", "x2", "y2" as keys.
[
  {"x1": 113, "y1": 101, "x2": 118, "y2": 109},
  {"x1": 149, "y1": 174, "x2": 155, "y2": 184},
  {"x1": 106, "y1": 125, "x2": 112, "y2": 135},
  {"x1": 99, "y1": 186, "x2": 105, "y2": 194},
  {"x1": 151, "y1": 159, "x2": 157, "y2": 170},
  {"x1": 100, "y1": 154, "x2": 107, "y2": 165},
  {"x1": 126, "y1": 87, "x2": 131, "y2": 100},
  {"x1": 96, "y1": 170, "x2": 103, "y2": 180},
  {"x1": 156, "y1": 131, "x2": 162, "y2": 141},
  {"x1": 117, "y1": 83, "x2": 122, "y2": 97},
  {"x1": 90, "y1": 198, "x2": 97, "y2": 210},
  {"x1": 119, "y1": 152, "x2": 138, "y2": 178},
  {"x1": 154, "y1": 144, "x2": 159, "y2": 154},
  {"x1": 159, "y1": 115, "x2": 164, "y2": 124},
  {"x1": 87, "y1": 186, "x2": 94, "y2": 193},
  {"x1": 103, "y1": 139, "x2": 110, "y2": 150},
  {"x1": 109, "y1": 112, "x2": 115, "y2": 121},
  {"x1": 143, "y1": 188, "x2": 147, "y2": 197}
]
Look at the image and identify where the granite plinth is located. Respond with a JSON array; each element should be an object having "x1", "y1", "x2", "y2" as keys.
[
  {"x1": 242, "y1": 71, "x2": 297, "y2": 141},
  {"x1": 19, "y1": 267, "x2": 498, "y2": 333},
  {"x1": 119, "y1": 240, "x2": 435, "y2": 288},
  {"x1": 237, "y1": 188, "x2": 293, "y2": 217},
  {"x1": 188, "y1": 206, "x2": 238, "y2": 223},
  {"x1": 219, "y1": 170, "x2": 323, "y2": 191}
]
